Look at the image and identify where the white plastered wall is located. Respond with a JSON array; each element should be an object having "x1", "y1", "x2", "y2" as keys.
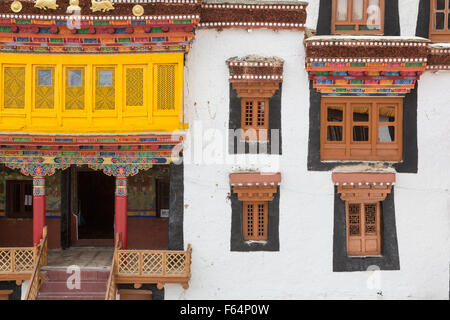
[{"x1": 163, "y1": 1, "x2": 450, "y2": 299}]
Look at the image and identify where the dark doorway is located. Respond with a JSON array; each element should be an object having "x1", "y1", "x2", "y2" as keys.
[{"x1": 77, "y1": 171, "x2": 115, "y2": 239}]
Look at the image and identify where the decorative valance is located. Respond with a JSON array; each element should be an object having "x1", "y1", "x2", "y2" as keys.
[
  {"x1": 0, "y1": 133, "x2": 183, "y2": 177},
  {"x1": 198, "y1": 1, "x2": 307, "y2": 30},
  {"x1": 227, "y1": 56, "x2": 283, "y2": 98},
  {"x1": 305, "y1": 36, "x2": 430, "y2": 96},
  {"x1": 0, "y1": 0, "x2": 200, "y2": 54},
  {"x1": 332, "y1": 172, "x2": 395, "y2": 201},
  {"x1": 230, "y1": 172, "x2": 281, "y2": 201},
  {"x1": 427, "y1": 44, "x2": 450, "y2": 71}
]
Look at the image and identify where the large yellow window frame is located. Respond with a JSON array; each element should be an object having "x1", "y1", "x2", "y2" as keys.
[{"x1": 0, "y1": 53, "x2": 184, "y2": 133}]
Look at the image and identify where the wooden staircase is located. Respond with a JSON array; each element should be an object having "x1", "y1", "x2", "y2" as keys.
[{"x1": 36, "y1": 268, "x2": 110, "y2": 300}]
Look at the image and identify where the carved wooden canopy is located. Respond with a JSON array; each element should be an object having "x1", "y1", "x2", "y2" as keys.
[
  {"x1": 332, "y1": 172, "x2": 395, "y2": 201},
  {"x1": 230, "y1": 172, "x2": 281, "y2": 201}
]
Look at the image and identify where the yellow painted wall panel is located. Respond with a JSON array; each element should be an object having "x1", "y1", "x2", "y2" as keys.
[{"x1": 0, "y1": 53, "x2": 185, "y2": 133}]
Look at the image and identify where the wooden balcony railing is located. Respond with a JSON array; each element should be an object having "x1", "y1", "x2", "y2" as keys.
[
  {"x1": 114, "y1": 245, "x2": 192, "y2": 291},
  {"x1": 0, "y1": 248, "x2": 35, "y2": 278},
  {"x1": 25, "y1": 227, "x2": 48, "y2": 300},
  {"x1": 105, "y1": 234, "x2": 121, "y2": 300}
]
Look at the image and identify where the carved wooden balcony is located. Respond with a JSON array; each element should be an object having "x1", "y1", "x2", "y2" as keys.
[
  {"x1": 114, "y1": 245, "x2": 192, "y2": 290},
  {"x1": 0, "y1": 247, "x2": 36, "y2": 283}
]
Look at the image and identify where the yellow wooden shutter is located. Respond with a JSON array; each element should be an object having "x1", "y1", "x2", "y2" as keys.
[
  {"x1": 126, "y1": 67, "x2": 144, "y2": 107},
  {"x1": 3, "y1": 66, "x2": 25, "y2": 109},
  {"x1": 156, "y1": 65, "x2": 175, "y2": 111}
]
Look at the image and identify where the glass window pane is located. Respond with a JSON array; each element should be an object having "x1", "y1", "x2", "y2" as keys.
[
  {"x1": 38, "y1": 69, "x2": 52, "y2": 86},
  {"x1": 436, "y1": 0, "x2": 445, "y2": 10},
  {"x1": 448, "y1": 13, "x2": 450, "y2": 29},
  {"x1": 352, "y1": 0, "x2": 364, "y2": 20},
  {"x1": 327, "y1": 106, "x2": 343, "y2": 121},
  {"x1": 353, "y1": 106, "x2": 369, "y2": 122},
  {"x1": 98, "y1": 70, "x2": 113, "y2": 87},
  {"x1": 327, "y1": 126, "x2": 343, "y2": 141},
  {"x1": 379, "y1": 126, "x2": 395, "y2": 142},
  {"x1": 353, "y1": 126, "x2": 369, "y2": 141},
  {"x1": 379, "y1": 106, "x2": 395, "y2": 122},
  {"x1": 435, "y1": 12, "x2": 445, "y2": 29},
  {"x1": 68, "y1": 70, "x2": 82, "y2": 87},
  {"x1": 337, "y1": 0, "x2": 348, "y2": 21}
]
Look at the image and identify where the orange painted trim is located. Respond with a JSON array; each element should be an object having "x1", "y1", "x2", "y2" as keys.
[{"x1": 332, "y1": 172, "x2": 396, "y2": 184}]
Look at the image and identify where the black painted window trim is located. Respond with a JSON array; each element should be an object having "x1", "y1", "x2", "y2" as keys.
[
  {"x1": 230, "y1": 187, "x2": 280, "y2": 252},
  {"x1": 307, "y1": 81, "x2": 418, "y2": 173},
  {"x1": 333, "y1": 187, "x2": 400, "y2": 272},
  {"x1": 228, "y1": 84, "x2": 282, "y2": 155}
]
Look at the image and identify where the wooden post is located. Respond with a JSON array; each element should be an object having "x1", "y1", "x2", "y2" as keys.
[
  {"x1": 33, "y1": 176, "x2": 46, "y2": 246},
  {"x1": 115, "y1": 177, "x2": 128, "y2": 249}
]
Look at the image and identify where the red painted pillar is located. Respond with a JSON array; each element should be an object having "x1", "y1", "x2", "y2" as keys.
[
  {"x1": 115, "y1": 177, "x2": 128, "y2": 249},
  {"x1": 33, "y1": 176, "x2": 46, "y2": 245}
]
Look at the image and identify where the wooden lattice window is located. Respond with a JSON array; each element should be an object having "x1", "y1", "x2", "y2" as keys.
[
  {"x1": 7, "y1": 180, "x2": 33, "y2": 219},
  {"x1": 3, "y1": 66, "x2": 25, "y2": 109},
  {"x1": 321, "y1": 97, "x2": 402, "y2": 161},
  {"x1": 243, "y1": 201, "x2": 268, "y2": 241},
  {"x1": 332, "y1": 0, "x2": 385, "y2": 34},
  {"x1": 241, "y1": 99, "x2": 269, "y2": 141},
  {"x1": 125, "y1": 66, "x2": 144, "y2": 107},
  {"x1": 65, "y1": 67, "x2": 85, "y2": 110},
  {"x1": 95, "y1": 67, "x2": 115, "y2": 110},
  {"x1": 429, "y1": 0, "x2": 450, "y2": 41},
  {"x1": 34, "y1": 66, "x2": 55, "y2": 109},
  {"x1": 346, "y1": 201, "x2": 381, "y2": 256},
  {"x1": 156, "y1": 64, "x2": 175, "y2": 111}
]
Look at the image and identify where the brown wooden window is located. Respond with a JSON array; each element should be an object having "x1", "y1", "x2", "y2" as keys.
[
  {"x1": 429, "y1": 0, "x2": 450, "y2": 41},
  {"x1": 346, "y1": 201, "x2": 381, "y2": 256},
  {"x1": 241, "y1": 99, "x2": 269, "y2": 141},
  {"x1": 321, "y1": 97, "x2": 402, "y2": 161},
  {"x1": 243, "y1": 201, "x2": 268, "y2": 241},
  {"x1": 7, "y1": 180, "x2": 33, "y2": 218},
  {"x1": 332, "y1": 0, "x2": 385, "y2": 34}
]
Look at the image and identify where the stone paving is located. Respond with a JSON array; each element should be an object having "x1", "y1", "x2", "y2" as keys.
[{"x1": 47, "y1": 247, "x2": 114, "y2": 268}]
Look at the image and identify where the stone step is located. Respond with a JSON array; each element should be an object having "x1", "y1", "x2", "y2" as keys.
[
  {"x1": 37, "y1": 293, "x2": 106, "y2": 300},
  {"x1": 39, "y1": 280, "x2": 107, "y2": 293},
  {"x1": 41, "y1": 268, "x2": 110, "y2": 281}
]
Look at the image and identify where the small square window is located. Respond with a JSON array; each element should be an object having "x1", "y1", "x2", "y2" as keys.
[
  {"x1": 332, "y1": 0, "x2": 385, "y2": 34},
  {"x1": 68, "y1": 70, "x2": 82, "y2": 87},
  {"x1": 38, "y1": 69, "x2": 52, "y2": 86},
  {"x1": 98, "y1": 70, "x2": 113, "y2": 87},
  {"x1": 430, "y1": 0, "x2": 450, "y2": 41}
]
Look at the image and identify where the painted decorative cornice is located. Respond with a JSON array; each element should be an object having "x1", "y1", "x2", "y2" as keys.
[
  {"x1": 427, "y1": 44, "x2": 450, "y2": 71},
  {"x1": 0, "y1": 134, "x2": 183, "y2": 176},
  {"x1": 305, "y1": 36, "x2": 431, "y2": 96},
  {"x1": 226, "y1": 55, "x2": 284, "y2": 82},
  {"x1": 199, "y1": 1, "x2": 307, "y2": 30},
  {"x1": 0, "y1": 0, "x2": 201, "y2": 54}
]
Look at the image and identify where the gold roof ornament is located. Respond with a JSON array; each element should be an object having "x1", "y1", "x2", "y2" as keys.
[
  {"x1": 132, "y1": 4, "x2": 144, "y2": 17},
  {"x1": 90, "y1": 0, "x2": 114, "y2": 13},
  {"x1": 34, "y1": 0, "x2": 59, "y2": 10},
  {"x1": 11, "y1": 1, "x2": 23, "y2": 13},
  {"x1": 67, "y1": 0, "x2": 81, "y2": 12}
]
